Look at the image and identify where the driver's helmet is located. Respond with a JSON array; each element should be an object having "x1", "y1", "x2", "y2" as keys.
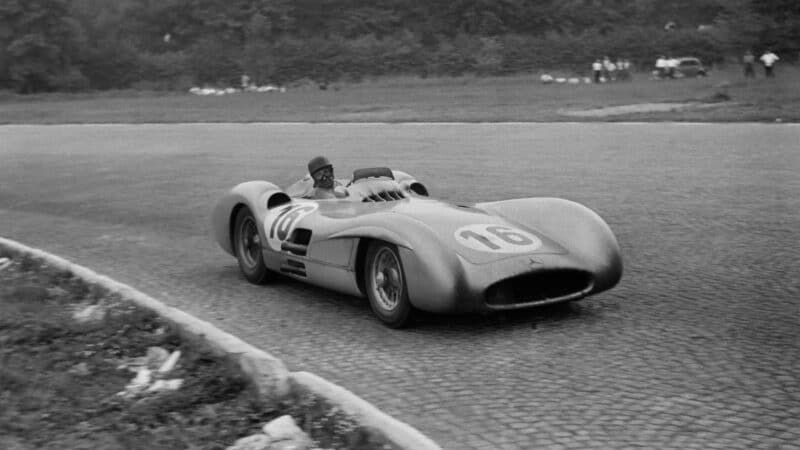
[{"x1": 308, "y1": 156, "x2": 332, "y2": 177}]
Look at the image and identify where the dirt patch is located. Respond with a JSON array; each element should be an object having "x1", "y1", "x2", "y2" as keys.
[
  {"x1": 558, "y1": 102, "x2": 725, "y2": 118},
  {"x1": 0, "y1": 252, "x2": 398, "y2": 450}
]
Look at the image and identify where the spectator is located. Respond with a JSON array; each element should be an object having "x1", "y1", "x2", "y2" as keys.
[
  {"x1": 623, "y1": 59, "x2": 633, "y2": 81},
  {"x1": 666, "y1": 56, "x2": 679, "y2": 79},
  {"x1": 616, "y1": 58, "x2": 629, "y2": 81},
  {"x1": 655, "y1": 56, "x2": 667, "y2": 79},
  {"x1": 760, "y1": 50, "x2": 779, "y2": 78},
  {"x1": 603, "y1": 56, "x2": 616, "y2": 81},
  {"x1": 743, "y1": 50, "x2": 756, "y2": 78},
  {"x1": 592, "y1": 59, "x2": 603, "y2": 83}
]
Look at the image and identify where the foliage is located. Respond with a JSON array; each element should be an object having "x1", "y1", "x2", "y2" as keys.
[
  {"x1": 1, "y1": 0, "x2": 799, "y2": 92},
  {"x1": 0, "y1": 0, "x2": 88, "y2": 92}
]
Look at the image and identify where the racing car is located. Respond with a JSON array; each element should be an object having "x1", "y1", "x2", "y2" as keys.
[{"x1": 212, "y1": 167, "x2": 622, "y2": 327}]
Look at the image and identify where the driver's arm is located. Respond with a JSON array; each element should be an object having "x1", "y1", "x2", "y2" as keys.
[{"x1": 334, "y1": 185, "x2": 349, "y2": 198}]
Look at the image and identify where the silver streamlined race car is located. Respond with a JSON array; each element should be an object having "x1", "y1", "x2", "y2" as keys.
[{"x1": 212, "y1": 167, "x2": 622, "y2": 327}]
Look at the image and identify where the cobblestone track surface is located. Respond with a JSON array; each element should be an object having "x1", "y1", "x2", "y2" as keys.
[{"x1": 2, "y1": 123, "x2": 799, "y2": 449}]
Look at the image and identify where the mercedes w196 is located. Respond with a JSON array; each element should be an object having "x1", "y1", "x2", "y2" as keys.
[{"x1": 212, "y1": 167, "x2": 622, "y2": 327}]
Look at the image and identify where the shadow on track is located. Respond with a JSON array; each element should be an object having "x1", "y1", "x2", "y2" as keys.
[{"x1": 211, "y1": 262, "x2": 608, "y2": 335}]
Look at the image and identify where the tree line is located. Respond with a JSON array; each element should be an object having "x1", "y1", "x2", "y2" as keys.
[{"x1": 1, "y1": 0, "x2": 798, "y2": 93}]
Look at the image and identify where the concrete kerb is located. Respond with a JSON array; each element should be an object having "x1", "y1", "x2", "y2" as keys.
[
  {"x1": 0, "y1": 237, "x2": 441, "y2": 450},
  {"x1": 290, "y1": 371, "x2": 441, "y2": 450}
]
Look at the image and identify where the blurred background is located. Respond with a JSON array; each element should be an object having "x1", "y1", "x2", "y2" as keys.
[{"x1": 1, "y1": 0, "x2": 798, "y2": 93}]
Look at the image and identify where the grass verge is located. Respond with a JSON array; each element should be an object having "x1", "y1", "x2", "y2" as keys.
[
  {"x1": 0, "y1": 250, "x2": 396, "y2": 450},
  {"x1": 0, "y1": 67, "x2": 798, "y2": 123}
]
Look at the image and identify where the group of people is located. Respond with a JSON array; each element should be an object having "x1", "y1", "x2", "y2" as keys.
[
  {"x1": 653, "y1": 56, "x2": 682, "y2": 79},
  {"x1": 743, "y1": 50, "x2": 780, "y2": 78},
  {"x1": 591, "y1": 57, "x2": 632, "y2": 83}
]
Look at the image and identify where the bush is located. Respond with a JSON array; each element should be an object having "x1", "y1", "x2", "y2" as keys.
[
  {"x1": 241, "y1": 40, "x2": 275, "y2": 85},
  {"x1": 48, "y1": 67, "x2": 90, "y2": 92},
  {"x1": 186, "y1": 38, "x2": 242, "y2": 86},
  {"x1": 80, "y1": 41, "x2": 142, "y2": 90},
  {"x1": 138, "y1": 51, "x2": 191, "y2": 89}
]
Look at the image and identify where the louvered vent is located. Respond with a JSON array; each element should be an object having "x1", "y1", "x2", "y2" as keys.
[{"x1": 362, "y1": 191, "x2": 406, "y2": 202}]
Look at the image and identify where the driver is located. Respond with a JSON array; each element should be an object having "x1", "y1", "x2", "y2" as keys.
[{"x1": 307, "y1": 156, "x2": 346, "y2": 199}]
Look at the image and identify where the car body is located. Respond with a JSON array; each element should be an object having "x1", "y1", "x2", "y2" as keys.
[
  {"x1": 675, "y1": 57, "x2": 708, "y2": 77},
  {"x1": 212, "y1": 168, "x2": 623, "y2": 327}
]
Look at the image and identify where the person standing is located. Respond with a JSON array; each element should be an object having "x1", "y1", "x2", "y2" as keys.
[
  {"x1": 616, "y1": 58, "x2": 628, "y2": 81},
  {"x1": 743, "y1": 51, "x2": 756, "y2": 78},
  {"x1": 603, "y1": 56, "x2": 616, "y2": 81},
  {"x1": 623, "y1": 59, "x2": 633, "y2": 81},
  {"x1": 592, "y1": 59, "x2": 603, "y2": 83},
  {"x1": 655, "y1": 56, "x2": 667, "y2": 79},
  {"x1": 666, "y1": 56, "x2": 679, "y2": 79},
  {"x1": 760, "y1": 50, "x2": 779, "y2": 78}
]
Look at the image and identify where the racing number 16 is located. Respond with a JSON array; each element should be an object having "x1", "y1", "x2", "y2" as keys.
[
  {"x1": 459, "y1": 225, "x2": 534, "y2": 250},
  {"x1": 270, "y1": 205, "x2": 315, "y2": 241}
]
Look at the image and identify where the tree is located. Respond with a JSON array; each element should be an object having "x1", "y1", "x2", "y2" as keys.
[{"x1": 0, "y1": 0, "x2": 88, "y2": 92}]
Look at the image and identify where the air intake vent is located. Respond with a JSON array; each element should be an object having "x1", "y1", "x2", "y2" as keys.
[
  {"x1": 362, "y1": 191, "x2": 406, "y2": 202},
  {"x1": 485, "y1": 270, "x2": 593, "y2": 308},
  {"x1": 280, "y1": 259, "x2": 306, "y2": 277}
]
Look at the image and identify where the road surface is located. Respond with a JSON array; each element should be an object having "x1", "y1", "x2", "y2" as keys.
[{"x1": 2, "y1": 123, "x2": 799, "y2": 449}]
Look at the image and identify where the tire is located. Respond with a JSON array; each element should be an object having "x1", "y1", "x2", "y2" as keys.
[
  {"x1": 233, "y1": 207, "x2": 274, "y2": 284},
  {"x1": 364, "y1": 241, "x2": 413, "y2": 328}
]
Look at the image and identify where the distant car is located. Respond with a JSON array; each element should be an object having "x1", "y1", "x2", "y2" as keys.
[
  {"x1": 212, "y1": 167, "x2": 623, "y2": 327},
  {"x1": 675, "y1": 57, "x2": 708, "y2": 78}
]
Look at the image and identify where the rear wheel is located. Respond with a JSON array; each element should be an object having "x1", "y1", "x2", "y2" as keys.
[
  {"x1": 364, "y1": 242, "x2": 412, "y2": 328},
  {"x1": 233, "y1": 207, "x2": 274, "y2": 284}
]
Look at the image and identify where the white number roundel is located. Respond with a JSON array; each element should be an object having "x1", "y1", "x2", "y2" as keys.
[
  {"x1": 264, "y1": 203, "x2": 318, "y2": 251},
  {"x1": 454, "y1": 224, "x2": 542, "y2": 253}
]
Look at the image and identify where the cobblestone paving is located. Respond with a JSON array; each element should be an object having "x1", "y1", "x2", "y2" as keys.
[{"x1": 1, "y1": 123, "x2": 799, "y2": 449}]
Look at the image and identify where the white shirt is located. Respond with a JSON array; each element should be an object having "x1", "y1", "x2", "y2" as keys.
[
  {"x1": 760, "y1": 52, "x2": 779, "y2": 66},
  {"x1": 655, "y1": 58, "x2": 667, "y2": 68},
  {"x1": 592, "y1": 62, "x2": 602, "y2": 71}
]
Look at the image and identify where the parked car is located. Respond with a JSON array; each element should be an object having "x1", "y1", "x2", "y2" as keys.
[{"x1": 675, "y1": 57, "x2": 708, "y2": 78}]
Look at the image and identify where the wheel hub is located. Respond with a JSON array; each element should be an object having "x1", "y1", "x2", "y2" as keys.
[
  {"x1": 371, "y1": 248, "x2": 403, "y2": 311},
  {"x1": 376, "y1": 271, "x2": 385, "y2": 287},
  {"x1": 376, "y1": 268, "x2": 399, "y2": 288},
  {"x1": 239, "y1": 218, "x2": 261, "y2": 268}
]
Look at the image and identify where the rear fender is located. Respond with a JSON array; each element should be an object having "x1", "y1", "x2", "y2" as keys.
[
  {"x1": 392, "y1": 170, "x2": 429, "y2": 197},
  {"x1": 211, "y1": 181, "x2": 290, "y2": 255}
]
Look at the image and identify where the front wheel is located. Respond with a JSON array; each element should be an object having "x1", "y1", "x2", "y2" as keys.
[
  {"x1": 233, "y1": 207, "x2": 275, "y2": 284},
  {"x1": 364, "y1": 242, "x2": 413, "y2": 328}
]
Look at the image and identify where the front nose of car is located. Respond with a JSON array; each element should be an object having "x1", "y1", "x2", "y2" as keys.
[{"x1": 459, "y1": 252, "x2": 601, "y2": 312}]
